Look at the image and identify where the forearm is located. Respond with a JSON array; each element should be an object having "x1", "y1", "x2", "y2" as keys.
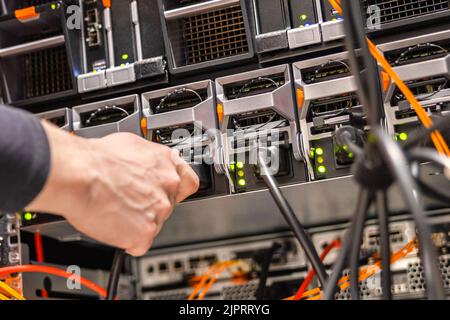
[
  {"x1": 26, "y1": 122, "x2": 93, "y2": 217},
  {"x1": 0, "y1": 105, "x2": 50, "y2": 212},
  {"x1": 1, "y1": 104, "x2": 198, "y2": 255}
]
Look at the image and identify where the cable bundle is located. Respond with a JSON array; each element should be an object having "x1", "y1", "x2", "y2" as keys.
[{"x1": 256, "y1": 0, "x2": 450, "y2": 301}]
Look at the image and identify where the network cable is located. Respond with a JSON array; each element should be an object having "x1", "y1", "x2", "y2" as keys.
[
  {"x1": 106, "y1": 249, "x2": 126, "y2": 300},
  {"x1": 256, "y1": 148, "x2": 328, "y2": 289},
  {"x1": 328, "y1": 0, "x2": 447, "y2": 300}
]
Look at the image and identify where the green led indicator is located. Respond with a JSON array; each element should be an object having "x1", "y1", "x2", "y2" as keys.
[
  {"x1": 317, "y1": 156, "x2": 324, "y2": 164},
  {"x1": 238, "y1": 179, "x2": 246, "y2": 187},
  {"x1": 348, "y1": 152, "x2": 354, "y2": 159},
  {"x1": 51, "y1": 3, "x2": 56, "y2": 10},
  {"x1": 236, "y1": 162, "x2": 244, "y2": 169},
  {"x1": 23, "y1": 212, "x2": 33, "y2": 221},
  {"x1": 399, "y1": 132, "x2": 408, "y2": 141},
  {"x1": 315, "y1": 147, "x2": 324, "y2": 156},
  {"x1": 300, "y1": 14, "x2": 307, "y2": 20},
  {"x1": 122, "y1": 53, "x2": 129, "y2": 60},
  {"x1": 230, "y1": 163, "x2": 235, "y2": 171},
  {"x1": 317, "y1": 165, "x2": 327, "y2": 174},
  {"x1": 237, "y1": 170, "x2": 245, "y2": 177}
]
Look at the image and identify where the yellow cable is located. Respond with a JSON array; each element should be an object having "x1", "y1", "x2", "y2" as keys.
[
  {"x1": 329, "y1": 0, "x2": 450, "y2": 156},
  {"x1": 0, "y1": 281, "x2": 25, "y2": 300},
  {"x1": 0, "y1": 293, "x2": 10, "y2": 301}
]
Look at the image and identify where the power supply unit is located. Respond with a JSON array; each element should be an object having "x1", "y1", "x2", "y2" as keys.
[
  {"x1": 216, "y1": 64, "x2": 307, "y2": 193},
  {"x1": 293, "y1": 52, "x2": 369, "y2": 180},
  {"x1": 72, "y1": 94, "x2": 141, "y2": 138},
  {"x1": 379, "y1": 29, "x2": 450, "y2": 149},
  {"x1": 141, "y1": 80, "x2": 229, "y2": 199}
]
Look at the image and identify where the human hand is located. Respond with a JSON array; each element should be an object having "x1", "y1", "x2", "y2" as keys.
[{"x1": 28, "y1": 123, "x2": 199, "y2": 256}]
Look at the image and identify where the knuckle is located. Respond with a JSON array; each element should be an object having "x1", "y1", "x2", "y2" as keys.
[
  {"x1": 166, "y1": 173, "x2": 181, "y2": 189},
  {"x1": 142, "y1": 221, "x2": 157, "y2": 237},
  {"x1": 160, "y1": 197, "x2": 172, "y2": 211},
  {"x1": 158, "y1": 197, "x2": 173, "y2": 218}
]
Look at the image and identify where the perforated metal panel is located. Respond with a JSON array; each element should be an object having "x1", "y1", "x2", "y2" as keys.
[
  {"x1": 23, "y1": 45, "x2": 73, "y2": 99},
  {"x1": 221, "y1": 282, "x2": 258, "y2": 300},
  {"x1": 362, "y1": 0, "x2": 450, "y2": 25},
  {"x1": 183, "y1": 5, "x2": 249, "y2": 65}
]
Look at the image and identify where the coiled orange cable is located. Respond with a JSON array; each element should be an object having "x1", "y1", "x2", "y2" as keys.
[{"x1": 329, "y1": 0, "x2": 450, "y2": 156}]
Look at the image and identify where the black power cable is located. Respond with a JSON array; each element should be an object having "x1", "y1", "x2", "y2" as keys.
[
  {"x1": 106, "y1": 249, "x2": 126, "y2": 300},
  {"x1": 339, "y1": 0, "x2": 446, "y2": 300},
  {"x1": 403, "y1": 115, "x2": 450, "y2": 150},
  {"x1": 256, "y1": 149, "x2": 328, "y2": 289},
  {"x1": 349, "y1": 190, "x2": 371, "y2": 300},
  {"x1": 323, "y1": 189, "x2": 373, "y2": 300},
  {"x1": 255, "y1": 242, "x2": 282, "y2": 300},
  {"x1": 376, "y1": 130, "x2": 446, "y2": 300},
  {"x1": 341, "y1": 0, "x2": 385, "y2": 301},
  {"x1": 341, "y1": 0, "x2": 384, "y2": 127},
  {"x1": 376, "y1": 191, "x2": 392, "y2": 300}
]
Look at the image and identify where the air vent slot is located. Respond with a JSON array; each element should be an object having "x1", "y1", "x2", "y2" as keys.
[
  {"x1": 385, "y1": 40, "x2": 450, "y2": 66},
  {"x1": 223, "y1": 73, "x2": 285, "y2": 100},
  {"x1": 80, "y1": 103, "x2": 135, "y2": 128},
  {"x1": 308, "y1": 94, "x2": 361, "y2": 122},
  {"x1": 154, "y1": 124, "x2": 205, "y2": 146},
  {"x1": 391, "y1": 76, "x2": 450, "y2": 105},
  {"x1": 394, "y1": 101, "x2": 450, "y2": 119},
  {"x1": 230, "y1": 109, "x2": 286, "y2": 131},
  {"x1": 301, "y1": 60, "x2": 351, "y2": 84},
  {"x1": 149, "y1": 88, "x2": 208, "y2": 114}
]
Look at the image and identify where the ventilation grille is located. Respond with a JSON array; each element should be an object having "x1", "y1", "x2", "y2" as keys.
[
  {"x1": 334, "y1": 270, "x2": 383, "y2": 299},
  {"x1": 146, "y1": 291, "x2": 188, "y2": 300},
  {"x1": 23, "y1": 45, "x2": 73, "y2": 99},
  {"x1": 362, "y1": 0, "x2": 450, "y2": 25},
  {"x1": 182, "y1": 5, "x2": 249, "y2": 65},
  {"x1": 406, "y1": 255, "x2": 450, "y2": 292},
  {"x1": 222, "y1": 282, "x2": 258, "y2": 300}
]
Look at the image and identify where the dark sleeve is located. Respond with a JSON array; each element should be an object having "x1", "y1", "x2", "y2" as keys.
[{"x1": 0, "y1": 105, "x2": 51, "y2": 212}]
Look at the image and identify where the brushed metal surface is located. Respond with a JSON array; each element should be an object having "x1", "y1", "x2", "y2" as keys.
[{"x1": 22, "y1": 168, "x2": 449, "y2": 248}]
